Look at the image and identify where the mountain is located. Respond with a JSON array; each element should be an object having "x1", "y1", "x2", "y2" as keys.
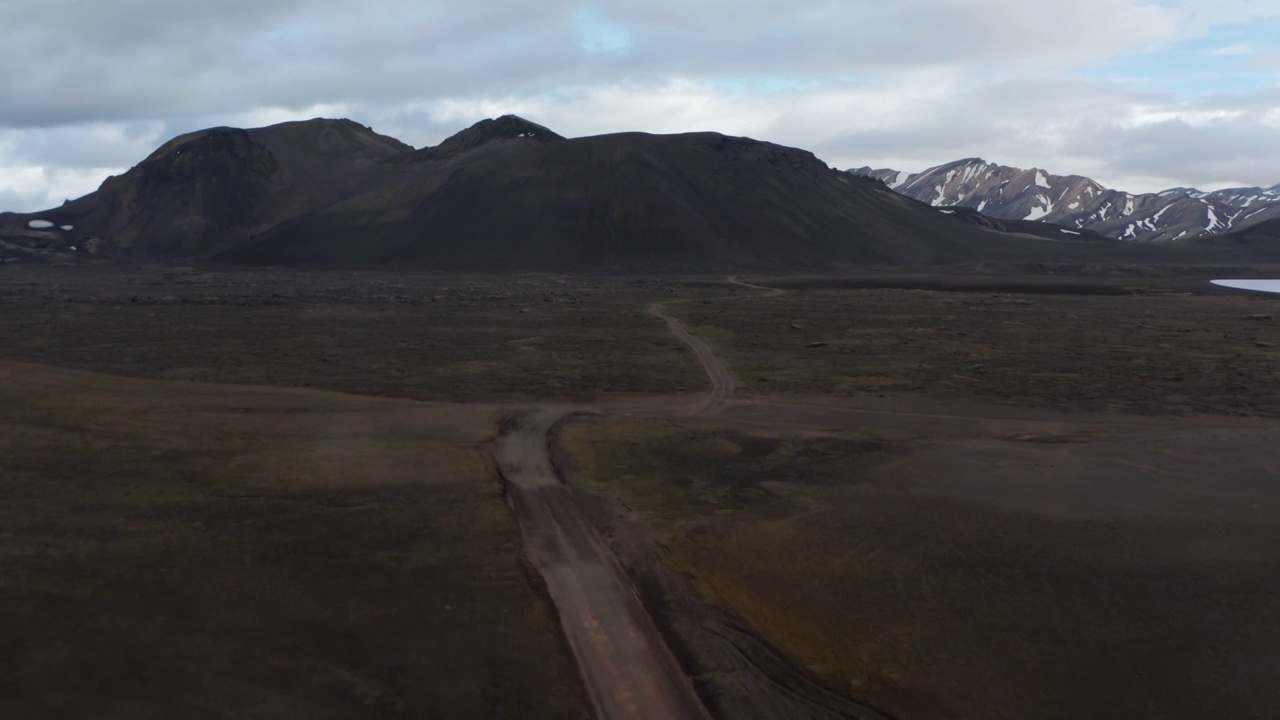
[
  {"x1": 220, "y1": 129, "x2": 1104, "y2": 271},
  {"x1": 411, "y1": 114, "x2": 564, "y2": 161},
  {"x1": 0, "y1": 118, "x2": 412, "y2": 260},
  {"x1": 851, "y1": 159, "x2": 1280, "y2": 243},
  {"x1": 930, "y1": 205, "x2": 1112, "y2": 243},
  {"x1": 1183, "y1": 218, "x2": 1280, "y2": 264},
  {"x1": 0, "y1": 116, "x2": 1196, "y2": 272}
]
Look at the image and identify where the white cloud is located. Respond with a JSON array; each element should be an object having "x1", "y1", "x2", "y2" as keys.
[
  {"x1": 0, "y1": 0, "x2": 1200, "y2": 128},
  {"x1": 352, "y1": 72, "x2": 1280, "y2": 196},
  {"x1": 1204, "y1": 44, "x2": 1257, "y2": 56},
  {"x1": 574, "y1": 6, "x2": 633, "y2": 54},
  {"x1": 2, "y1": 0, "x2": 1280, "y2": 211},
  {"x1": 0, "y1": 164, "x2": 128, "y2": 211}
]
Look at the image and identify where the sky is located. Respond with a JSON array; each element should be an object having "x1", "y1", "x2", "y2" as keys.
[{"x1": 3, "y1": 0, "x2": 1280, "y2": 213}]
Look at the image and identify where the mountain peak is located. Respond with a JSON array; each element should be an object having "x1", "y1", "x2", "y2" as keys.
[
  {"x1": 425, "y1": 115, "x2": 564, "y2": 160},
  {"x1": 0, "y1": 116, "x2": 415, "y2": 260},
  {"x1": 851, "y1": 158, "x2": 1280, "y2": 242}
]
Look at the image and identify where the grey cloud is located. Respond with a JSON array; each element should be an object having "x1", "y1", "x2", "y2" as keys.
[
  {"x1": 0, "y1": 0, "x2": 1189, "y2": 128},
  {"x1": 1, "y1": 1, "x2": 576, "y2": 126},
  {"x1": 794, "y1": 73, "x2": 1280, "y2": 192},
  {"x1": 0, "y1": 122, "x2": 169, "y2": 169},
  {"x1": 1057, "y1": 88, "x2": 1280, "y2": 188},
  {"x1": 0, "y1": 187, "x2": 47, "y2": 213},
  {"x1": 822, "y1": 124, "x2": 1005, "y2": 163},
  {"x1": 1, "y1": 0, "x2": 1279, "y2": 211},
  {"x1": 1076, "y1": 119, "x2": 1280, "y2": 188}
]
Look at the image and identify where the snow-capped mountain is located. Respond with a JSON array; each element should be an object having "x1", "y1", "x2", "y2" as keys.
[{"x1": 849, "y1": 159, "x2": 1280, "y2": 242}]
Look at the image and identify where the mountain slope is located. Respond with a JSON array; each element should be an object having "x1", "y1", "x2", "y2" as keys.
[
  {"x1": 0, "y1": 119, "x2": 413, "y2": 259},
  {"x1": 933, "y1": 205, "x2": 1112, "y2": 242},
  {"x1": 220, "y1": 130, "x2": 1094, "y2": 272},
  {"x1": 1, "y1": 116, "x2": 1169, "y2": 272},
  {"x1": 851, "y1": 159, "x2": 1280, "y2": 243},
  {"x1": 1181, "y1": 218, "x2": 1280, "y2": 264},
  {"x1": 412, "y1": 114, "x2": 564, "y2": 161}
]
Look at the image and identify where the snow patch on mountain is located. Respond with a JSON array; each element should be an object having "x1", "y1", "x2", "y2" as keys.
[{"x1": 848, "y1": 158, "x2": 1280, "y2": 243}]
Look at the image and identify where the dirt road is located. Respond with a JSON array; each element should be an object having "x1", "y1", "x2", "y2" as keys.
[
  {"x1": 496, "y1": 409, "x2": 713, "y2": 720},
  {"x1": 647, "y1": 300, "x2": 737, "y2": 416},
  {"x1": 494, "y1": 282, "x2": 764, "y2": 720},
  {"x1": 495, "y1": 280, "x2": 891, "y2": 720}
]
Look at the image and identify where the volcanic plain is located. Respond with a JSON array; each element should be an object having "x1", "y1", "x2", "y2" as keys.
[{"x1": 3, "y1": 265, "x2": 1279, "y2": 720}]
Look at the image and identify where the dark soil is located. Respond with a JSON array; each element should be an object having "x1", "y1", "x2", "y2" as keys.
[
  {"x1": 677, "y1": 282, "x2": 1280, "y2": 416},
  {"x1": 0, "y1": 363, "x2": 591, "y2": 720},
  {"x1": 0, "y1": 266, "x2": 704, "y2": 401}
]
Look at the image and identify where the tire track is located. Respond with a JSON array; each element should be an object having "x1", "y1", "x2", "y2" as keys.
[
  {"x1": 496, "y1": 410, "x2": 714, "y2": 720},
  {"x1": 645, "y1": 276, "x2": 781, "y2": 417},
  {"x1": 647, "y1": 300, "x2": 737, "y2": 416},
  {"x1": 492, "y1": 277, "x2": 811, "y2": 720}
]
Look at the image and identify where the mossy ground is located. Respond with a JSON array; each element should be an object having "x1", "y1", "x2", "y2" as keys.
[
  {"x1": 0, "y1": 363, "x2": 591, "y2": 719},
  {"x1": 678, "y1": 284, "x2": 1280, "y2": 415},
  {"x1": 0, "y1": 267, "x2": 705, "y2": 401},
  {"x1": 561, "y1": 414, "x2": 1280, "y2": 720}
]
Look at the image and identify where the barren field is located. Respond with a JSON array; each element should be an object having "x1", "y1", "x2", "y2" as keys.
[
  {"x1": 561, "y1": 405, "x2": 1280, "y2": 720},
  {"x1": 0, "y1": 266, "x2": 705, "y2": 400},
  {"x1": 0, "y1": 362, "x2": 590, "y2": 719},
  {"x1": 5, "y1": 266, "x2": 1280, "y2": 720},
  {"x1": 678, "y1": 281, "x2": 1280, "y2": 415}
]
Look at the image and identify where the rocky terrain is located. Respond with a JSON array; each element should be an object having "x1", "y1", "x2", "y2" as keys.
[{"x1": 852, "y1": 158, "x2": 1280, "y2": 243}]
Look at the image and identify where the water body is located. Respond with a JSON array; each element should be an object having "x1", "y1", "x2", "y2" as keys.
[{"x1": 1212, "y1": 280, "x2": 1280, "y2": 295}]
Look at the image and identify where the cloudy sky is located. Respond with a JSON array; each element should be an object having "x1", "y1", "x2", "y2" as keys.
[{"x1": 3, "y1": 0, "x2": 1280, "y2": 212}]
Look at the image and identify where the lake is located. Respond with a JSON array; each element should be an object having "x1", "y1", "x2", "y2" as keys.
[{"x1": 1212, "y1": 280, "x2": 1280, "y2": 294}]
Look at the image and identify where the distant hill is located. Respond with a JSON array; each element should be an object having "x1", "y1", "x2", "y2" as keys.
[
  {"x1": 3, "y1": 116, "x2": 1255, "y2": 272},
  {"x1": 225, "y1": 129, "x2": 1102, "y2": 271},
  {"x1": 931, "y1": 205, "x2": 1112, "y2": 243},
  {"x1": 0, "y1": 119, "x2": 411, "y2": 260},
  {"x1": 1180, "y1": 218, "x2": 1280, "y2": 264},
  {"x1": 851, "y1": 159, "x2": 1280, "y2": 243}
]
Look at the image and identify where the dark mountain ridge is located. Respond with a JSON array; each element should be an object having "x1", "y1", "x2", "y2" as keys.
[
  {"x1": 933, "y1": 205, "x2": 1112, "y2": 242},
  {"x1": 2, "y1": 116, "x2": 1273, "y2": 271},
  {"x1": 222, "y1": 129, "x2": 1098, "y2": 271},
  {"x1": 0, "y1": 118, "x2": 412, "y2": 260},
  {"x1": 1187, "y1": 218, "x2": 1280, "y2": 264},
  {"x1": 412, "y1": 114, "x2": 564, "y2": 161}
]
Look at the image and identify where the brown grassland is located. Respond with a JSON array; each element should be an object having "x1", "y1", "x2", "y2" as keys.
[
  {"x1": 4, "y1": 265, "x2": 1280, "y2": 720},
  {"x1": 556, "y1": 276, "x2": 1280, "y2": 720},
  {"x1": 0, "y1": 362, "x2": 590, "y2": 719},
  {"x1": 680, "y1": 281, "x2": 1280, "y2": 415},
  {"x1": 561, "y1": 410, "x2": 1280, "y2": 720},
  {"x1": 0, "y1": 266, "x2": 705, "y2": 401}
]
